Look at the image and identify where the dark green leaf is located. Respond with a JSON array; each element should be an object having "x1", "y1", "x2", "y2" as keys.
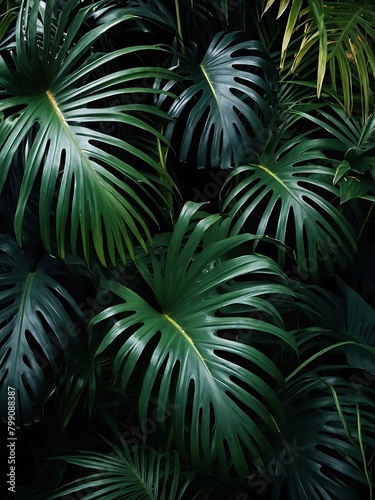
[
  {"x1": 268, "y1": 373, "x2": 375, "y2": 499},
  {"x1": 0, "y1": 0, "x2": 175, "y2": 265},
  {"x1": 90, "y1": 202, "x2": 296, "y2": 476},
  {"x1": 222, "y1": 125, "x2": 356, "y2": 281},
  {"x1": 163, "y1": 31, "x2": 278, "y2": 168},
  {"x1": 0, "y1": 235, "x2": 83, "y2": 425}
]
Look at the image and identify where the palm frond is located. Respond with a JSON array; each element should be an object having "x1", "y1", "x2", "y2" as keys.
[
  {"x1": 290, "y1": 103, "x2": 375, "y2": 203},
  {"x1": 293, "y1": 278, "x2": 375, "y2": 374},
  {"x1": 46, "y1": 444, "x2": 193, "y2": 500},
  {"x1": 0, "y1": 0, "x2": 19, "y2": 43},
  {"x1": 264, "y1": 0, "x2": 375, "y2": 118}
]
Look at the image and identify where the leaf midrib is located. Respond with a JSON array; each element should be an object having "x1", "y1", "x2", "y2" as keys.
[
  {"x1": 9, "y1": 272, "x2": 34, "y2": 381},
  {"x1": 199, "y1": 63, "x2": 226, "y2": 125},
  {"x1": 127, "y1": 461, "x2": 154, "y2": 499},
  {"x1": 162, "y1": 313, "x2": 208, "y2": 367},
  {"x1": 256, "y1": 164, "x2": 302, "y2": 205},
  {"x1": 326, "y1": 6, "x2": 366, "y2": 59},
  {"x1": 161, "y1": 312, "x2": 241, "y2": 424},
  {"x1": 45, "y1": 89, "x2": 99, "y2": 180}
]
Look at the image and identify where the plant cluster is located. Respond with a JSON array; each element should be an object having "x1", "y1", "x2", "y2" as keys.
[{"x1": 0, "y1": 1, "x2": 375, "y2": 499}]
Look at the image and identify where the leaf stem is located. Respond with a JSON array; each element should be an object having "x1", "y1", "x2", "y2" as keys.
[
  {"x1": 357, "y1": 202, "x2": 374, "y2": 244},
  {"x1": 157, "y1": 135, "x2": 174, "y2": 224},
  {"x1": 174, "y1": 0, "x2": 185, "y2": 54},
  {"x1": 356, "y1": 404, "x2": 374, "y2": 499}
]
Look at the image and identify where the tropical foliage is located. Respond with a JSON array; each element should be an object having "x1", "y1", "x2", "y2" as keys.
[{"x1": 0, "y1": 1, "x2": 374, "y2": 499}]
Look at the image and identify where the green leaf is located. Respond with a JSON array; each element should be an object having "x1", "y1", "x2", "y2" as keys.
[
  {"x1": 99, "y1": 1, "x2": 179, "y2": 38},
  {"x1": 0, "y1": 0, "x2": 19, "y2": 42},
  {"x1": 280, "y1": 0, "x2": 303, "y2": 69},
  {"x1": 89, "y1": 202, "x2": 296, "y2": 476},
  {"x1": 292, "y1": 278, "x2": 375, "y2": 374},
  {"x1": 339, "y1": 176, "x2": 375, "y2": 203},
  {"x1": 0, "y1": 235, "x2": 83, "y2": 425},
  {"x1": 222, "y1": 125, "x2": 357, "y2": 281},
  {"x1": 0, "y1": 0, "x2": 175, "y2": 265},
  {"x1": 163, "y1": 31, "x2": 278, "y2": 168},
  {"x1": 307, "y1": 0, "x2": 326, "y2": 97},
  {"x1": 293, "y1": 104, "x2": 375, "y2": 203},
  {"x1": 333, "y1": 160, "x2": 351, "y2": 184},
  {"x1": 263, "y1": 0, "x2": 292, "y2": 19},
  {"x1": 268, "y1": 373, "x2": 375, "y2": 499},
  {"x1": 46, "y1": 444, "x2": 193, "y2": 500},
  {"x1": 268, "y1": 0, "x2": 375, "y2": 118}
]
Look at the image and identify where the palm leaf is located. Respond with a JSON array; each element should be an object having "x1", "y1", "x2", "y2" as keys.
[
  {"x1": 266, "y1": 373, "x2": 375, "y2": 499},
  {"x1": 0, "y1": 235, "x2": 83, "y2": 425},
  {"x1": 0, "y1": 0, "x2": 19, "y2": 42},
  {"x1": 162, "y1": 31, "x2": 278, "y2": 168},
  {"x1": 52, "y1": 344, "x2": 113, "y2": 430},
  {"x1": 264, "y1": 0, "x2": 375, "y2": 118},
  {"x1": 89, "y1": 202, "x2": 296, "y2": 476},
  {"x1": 47, "y1": 441, "x2": 240, "y2": 500},
  {"x1": 0, "y1": 0, "x2": 175, "y2": 265},
  {"x1": 315, "y1": 1, "x2": 375, "y2": 118},
  {"x1": 263, "y1": 0, "x2": 305, "y2": 68},
  {"x1": 100, "y1": 0, "x2": 179, "y2": 38},
  {"x1": 222, "y1": 123, "x2": 357, "y2": 281},
  {"x1": 46, "y1": 444, "x2": 193, "y2": 500}
]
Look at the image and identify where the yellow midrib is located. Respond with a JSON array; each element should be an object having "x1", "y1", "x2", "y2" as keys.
[
  {"x1": 162, "y1": 313, "x2": 209, "y2": 368},
  {"x1": 46, "y1": 90, "x2": 67, "y2": 125},
  {"x1": 256, "y1": 163, "x2": 299, "y2": 201},
  {"x1": 45, "y1": 89, "x2": 97, "y2": 177},
  {"x1": 199, "y1": 63, "x2": 222, "y2": 116}
]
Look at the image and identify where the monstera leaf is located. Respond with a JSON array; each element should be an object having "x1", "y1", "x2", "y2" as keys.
[
  {"x1": 0, "y1": 0, "x2": 174, "y2": 265},
  {"x1": 291, "y1": 103, "x2": 375, "y2": 203},
  {"x1": 222, "y1": 123, "x2": 357, "y2": 281},
  {"x1": 293, "y1": 278, "x2": 375, "y2": 374},
  {"x1": 162, "y1": 31, "x2": 278, "y2": 168},
  {"x1": 0, "y1": 236, "x2": 83, "y2": 425},
  {"x1": 89, "y1": 202, "x2": 297, "y2": 476}
]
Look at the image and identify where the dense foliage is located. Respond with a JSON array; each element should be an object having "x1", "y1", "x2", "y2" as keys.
[{"x1": 1, "y1": 1, "x2": 375, "y2": 498}]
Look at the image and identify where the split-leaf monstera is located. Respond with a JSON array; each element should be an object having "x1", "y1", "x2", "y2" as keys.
[
  {"x1": 222, "y1": 121, "x2": 357, "y2": 281},
  {"x1": 162, "y1": 31, "x2": 278, "y2": 168},
  {"x1": 0, "y1": 0, "x2": 174, "y2": 265},
  {"x1": 89, "y1": 202, "x2": 297, "y2": 476},
  {"x1": 1, "y1": 1, "x2": 374, "y2": 498}
]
